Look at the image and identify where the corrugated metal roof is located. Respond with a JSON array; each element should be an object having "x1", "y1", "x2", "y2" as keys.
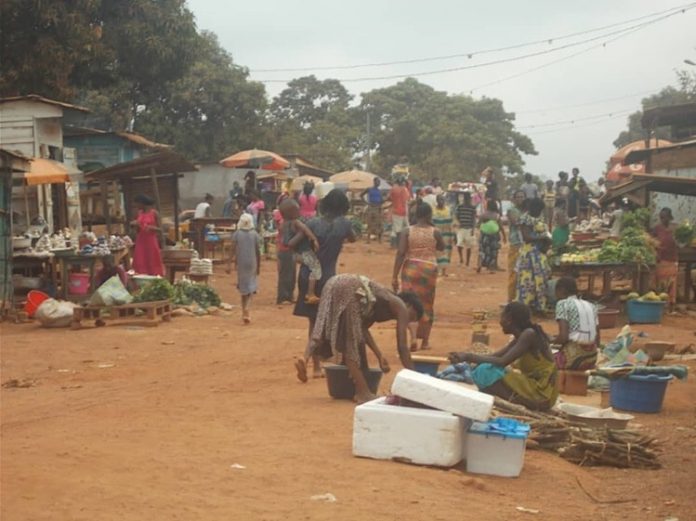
[
  {"x1": 623, "y1": 138, "x2": 696, "y2": 164},
  {"x1": 85, "y1": 150, "x2": 197, "y2": 180},
  {"x1": 600, "y1": 173, "x2": 696, "y2": 204},
  {"x1": 63, "y1": 126, "x2": 171, "y2": 149},
  {"x1": 0, "y1": 94, "x2": 90, "y2": 112}
]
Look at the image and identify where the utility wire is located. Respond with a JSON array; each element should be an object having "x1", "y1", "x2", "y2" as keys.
[
  {"x1": 256, "y1": 5, "x2": 695, "y2": 83},
  {"x1": 525, "y1": 111, "x2": 632, "y2": 136},
  {"x1": 250, "y1": 2, "x2": 695, "y2": 73},
  {"x1": 517, "y1": 109, "x2": 634, "y2": 129},
  {"x1": 514, "y1": 89, "x2": 662, "y2": 114}
]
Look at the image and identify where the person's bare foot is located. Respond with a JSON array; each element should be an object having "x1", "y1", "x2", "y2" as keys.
[
  {"x1": 294, "y1": 359, "x2": 308, "y2": 383},
  {"x1": 243, "y1": 317, "x2": 251, "y2": 325},
  {"x1": 305, "y1": 294, "x2": 320, "y2": 305},
  {"x1": 420, "y1": 344, "x2": 432, "y2": 351},
  {"x1": 312, "y1": 367, "x2": 324, "y2": 379},
  {"x1": 354, "y1": 391, "x2": 377, "y2": 404},
  {"x1": 410, "y1": 342, "x2": 419, "y2": 352},
  {"x1": 379, "y1": 357, "x2": 391, "y2": 373}
]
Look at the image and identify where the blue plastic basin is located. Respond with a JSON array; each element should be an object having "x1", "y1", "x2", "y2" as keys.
[
  {"x1": 610, "y1": 374, "x2": 672, "y2": 413},
  {"x1": 413, "y1": 361, "x2": 440, "y2": 376},
  {"x1": 626, "y1": 300, "x2": 665, "y2": 324}
]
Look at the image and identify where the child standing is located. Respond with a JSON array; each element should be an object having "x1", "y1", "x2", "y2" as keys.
[
  {"x1": 231, "y1": 213, "x2": 261, "y2": 324},
  {"x1": 279, "y1": 199, "x2": 322, "y2": 304}
]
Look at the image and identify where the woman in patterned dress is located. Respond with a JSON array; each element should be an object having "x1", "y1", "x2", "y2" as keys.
[
  {"x1": 515, "y1": 198, "x2": 551, "y2": 315},
  {"x1": 432, "y1": 194, "x2": 454, "y2": 276},
  {"x1": 296, "y1": 274, "x2": 424, "y2": 403},
  {"x1": 392, "y1": 201, "x2": 445, "y2": 351}
]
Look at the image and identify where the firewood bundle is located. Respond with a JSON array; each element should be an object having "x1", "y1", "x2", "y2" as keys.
[{"x1": 492, "y1": 397, "x2": 661, "y2": 469}]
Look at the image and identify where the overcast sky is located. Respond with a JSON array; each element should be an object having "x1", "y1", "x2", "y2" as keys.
[{"x1": 187, "y1": 0, "x2": 695, "y2": 181}]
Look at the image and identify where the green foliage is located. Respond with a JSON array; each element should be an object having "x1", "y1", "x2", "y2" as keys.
[
  {"x1": 598, "y1": 211, "x2": 656, "y2": 265},
  {"x1": 173, "y1": 280, "x2": 221, "y2": 309},
  {"x1": 621, "y1": 208, "x2": 651, "y2": 230},
  {"x1": 134, "y1": 279, "x2": 175, "y2": 303},
  {"x1": 674, "y1": 222, "x2": 694, "y2": 245}
]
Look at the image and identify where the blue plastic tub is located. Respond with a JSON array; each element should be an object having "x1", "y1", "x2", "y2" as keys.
[
  {"x1": 626, "y1": 300, "x2": 665, "y2": 324},
  {"x1": 610, "y1": 374, "x2": 672, "y2": 413},
  {"x1": 413, "y1": 361, "x2": 440, "y2": 376}
]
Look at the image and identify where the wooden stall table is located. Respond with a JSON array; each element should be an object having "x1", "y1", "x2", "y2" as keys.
[
  {"x1": 161, "y1": 248, "x2": 193, "y2": 283},
  {"x1": 678, "y1": 247, "x2": 696, "y2": 303},
  {"x1": 55, "y1": 253, "x2": 111, "y2": 302},
  {"x1": 12, "y1": 253, "x2": 56, "y2": 305},
  {"x1": 551, "y1": 262, "x2": 653, "y2": 300},
  {"x1": 189, "y1": 218, "x2": 237, "y2": 259}
]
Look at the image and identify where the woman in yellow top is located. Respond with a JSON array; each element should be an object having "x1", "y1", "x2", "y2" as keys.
[{"x1": 449, "y1": 301, "x2": 558, "y2": 411}]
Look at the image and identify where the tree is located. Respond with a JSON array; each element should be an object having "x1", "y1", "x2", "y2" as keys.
[
  {"x1": 613, "y1": 71, "x2": 696, "y2": 149},
  {"x1": 359, "y1": 78, "x2": 536, "y2": 182}
]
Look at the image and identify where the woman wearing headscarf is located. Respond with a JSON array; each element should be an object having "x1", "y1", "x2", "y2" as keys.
[
  {"x1": 393, "y1": 201, "x2": 444, "y2": 351},
  {"x1": 231, "y1": 213, "x2": 261, "y2": 324},
  {"x1": 131, "y1": 194, "x2": 164, "y2": 276}
]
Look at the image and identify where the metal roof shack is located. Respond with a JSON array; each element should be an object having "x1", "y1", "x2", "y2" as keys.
[
  {"x1": 623, "y1": 138, "x2": 696, "y2": 169},
  {"x1": 282, "y1": 154, "x2": 335, "y2": 180},
  {"x1": 0, "y1": 94, "x2": 90, "y2": 113},
  {"x1": 599, "y1": 173, "x2": 696, "y2": 206}
]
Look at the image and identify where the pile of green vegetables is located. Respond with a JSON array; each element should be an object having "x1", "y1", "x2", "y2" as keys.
[
  {"x1": 173, "y1": 280, "x2": 221, "y2": 309},
  {"x1": 597, "y1": 209, "x2": 656, "y2": 265},
  {"x1": 133, "y1": 279, "x2": 175, "y2": 303},
  {"x1": 675, "y1": 221, "x2": 694, "y2": 246}
]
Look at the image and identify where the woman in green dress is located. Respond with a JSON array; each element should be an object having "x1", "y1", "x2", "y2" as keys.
[{"x1": 449, "y1": 301, "x2": 558, "y2": 411}]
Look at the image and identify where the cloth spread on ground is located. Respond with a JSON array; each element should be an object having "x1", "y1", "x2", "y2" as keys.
[{"x1": 437, "y1": 362, "x2": 474, "y2": 383}]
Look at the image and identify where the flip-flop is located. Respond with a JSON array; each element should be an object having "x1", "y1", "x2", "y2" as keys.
[{"x1": 294, "y1": 359, "x2": 308, "y2": 383}]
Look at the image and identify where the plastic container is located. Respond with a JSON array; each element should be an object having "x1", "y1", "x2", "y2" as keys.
[
  {"x1": 626, "y1": 300, "x2": 665, "y2": 324},
  {"x1": 558, "y1": 370, "x2": 588, "y2": 396},
  {"x1": 465, "y1": 418, "x2": 530, "y2": 477},
  {"x1": 597, "y1": 309, "x2": 620, "y2": 329},
  {"x1": 610, "y1": 374, "x2": 672, "y2": 413},
  {"x1": 24, "y1": 290, "x2": 49, "y2": 317},
  {"x1": 324, "y1": 364, "x2": 382, "y2": 399},
  {"x1": 411, "y1": 355, "x2": 446, "y2": 376},
  {"x1": 557, "y1": 403, "x2": 633, "y2": 429},
  {"x1": 68, "y1": 273, "x2": 90, "y2": 295}
]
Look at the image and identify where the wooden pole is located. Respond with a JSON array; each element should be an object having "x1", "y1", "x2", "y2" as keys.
[
  {"x1": 23, "y1": 182, "x2": 30, "y2": 228},
  {"x1": 100, "y1": 179, "x2": 112, "y2": 235},
  {"x1": 150, "y1": 167, "x2": 163, "y2": 247},
  {"x1": 172, "y1": 172, "x2": 180, "y2": 242}
]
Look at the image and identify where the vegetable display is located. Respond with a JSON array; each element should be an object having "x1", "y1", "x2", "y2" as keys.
[
  {"x1": 173, "y1": 280, "x2": 221, "y2": 309},
  {"x1": 621, "y1": 207, "x2": 650, "y2": 230},
  {"x1": 596, "y1": 209, "x2": 656, "y2": 266},
  {"x1": 133, "y1": 279, "x2": 175, "y2": 303},
  {"x1": 674, "y1": 221, "x2": 694, "y2": 246}
]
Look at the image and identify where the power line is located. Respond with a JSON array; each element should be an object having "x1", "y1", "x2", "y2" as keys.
[
  {"x1": 514, "y1": 89, "x2": 661, "y2": 114},
  {"x1": 517, "y1": 109, "x2": 634, "y2": 129},
  {"x1": 250, "y1": 2, "x2": 695, "y2": 73},
  {"x1": 255, "y1": 5, "x2": 695, "y2": 84},
  {"x1": 525, "y1": 111, "x2": 631, "y2": 136}
]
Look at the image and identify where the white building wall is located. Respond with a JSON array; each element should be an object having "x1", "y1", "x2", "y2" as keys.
[{"x1": 178, "y1": 164, "x2": 249, "y2": 215}]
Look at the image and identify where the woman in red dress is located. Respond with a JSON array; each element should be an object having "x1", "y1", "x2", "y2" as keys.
[
  {"x1": 652, "y1": 207, "x2": 678, "y2": 311},
  {"x1": 131, "y1": 194, "x2": 164, "y2": 276}
]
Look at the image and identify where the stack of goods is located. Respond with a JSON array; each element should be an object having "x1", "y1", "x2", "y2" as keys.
[
  {"x1": 471, "y1": 309, "x2": 489, "y2": 345},
  {"x1": 108, "y1": 235, "x2": 133, "y2": 251},
  {"x1": 189, "y1": 257, "x2": 213, "y2": 276},
  {"x1": 353, "y1": 369, "x2": 531, "y2": 477},
  {"x1": 595, "y1": 209, "x2": 656, "y2": 265},
  {"x1": 573, "y1": 217, "x2": 604, "y2": 234},
  {"x1": 559, "y1": 248, "x2": 600, "y2": 264}
]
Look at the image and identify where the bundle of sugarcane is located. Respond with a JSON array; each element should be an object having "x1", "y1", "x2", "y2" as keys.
[{"x1": 492, "y1": 397, "x2": 661, "y2": 469}]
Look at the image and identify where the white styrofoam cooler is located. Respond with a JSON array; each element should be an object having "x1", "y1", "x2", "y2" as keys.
[
  {"x1": 353, "y1": 397, "x2": 470, "y2": 467},
  {"x1": 465, "y1": 419, "x2": 530, "y2": 477},
  {"x1": 391, "y1": 369, "x2": 494, "y2": 421}
]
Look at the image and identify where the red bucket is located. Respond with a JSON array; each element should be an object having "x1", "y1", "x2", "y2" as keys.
[
  {"x1": 25, "y1": 290, "x2": 50, "y2": 317},
  {"x1": 68, "y1": 273, "x2": 90, "y2": 295}
]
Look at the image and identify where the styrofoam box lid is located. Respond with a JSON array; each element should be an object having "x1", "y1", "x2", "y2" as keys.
[
  {"x1": 391, "y1": 369, "x2": 493, "y2": 421},
  {"x1": 469, "y1": 418, "x2": 530, "y2": 439}
]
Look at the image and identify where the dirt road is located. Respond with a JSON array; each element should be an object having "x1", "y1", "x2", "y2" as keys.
[{"x1": 2, "y1": 242, "x2": 695, "y2": 520}]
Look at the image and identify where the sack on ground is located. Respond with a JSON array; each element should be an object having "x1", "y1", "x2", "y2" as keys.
[
  {"x1": 35, "y1": 299, "x2": 77, "y2": 328},
  {"x1": 89, "y1": 275, "x2": 133, "y2": 306}
]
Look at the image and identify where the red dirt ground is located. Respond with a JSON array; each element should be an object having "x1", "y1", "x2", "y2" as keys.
[{"x1": 2, "y1": 242, "x2": 695, "y2": 520}]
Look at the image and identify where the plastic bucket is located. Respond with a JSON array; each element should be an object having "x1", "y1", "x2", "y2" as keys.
[
  {"x1": 626, "y1": 300, "x2": 665, "y2": 324},
  {"x1": 324, "y1": 364, "x2": 382, "y2": 399},
  {"x1": 24, "y1": 290, "x2": 49, "y2": 317},
  {"x1": 597, "y1": 309, "x2": 620, "y2": 329},
  {"x1": 68, "y1": 273, "x2": 90, "y2": 295},
  {"x1": 610, "y1": 374, "x2": 672, "y2": 413}
]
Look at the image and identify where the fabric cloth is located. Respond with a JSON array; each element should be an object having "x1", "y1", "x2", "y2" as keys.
[
  {"x1": 479, "y1": 232, "x2": 500, "y2": 269},
  {"x1": 276, "y1": 249, "x2": 296, "y2": 304},
  {"x1": 455, "y1": 204, "x2": 476, "y2": 229},
  {"x1": 502, "y1": 349, "x2": 558, "y2": 407},
  {"x1": 555, "y1": 296, "x2": 598, "y2": 343},
  {"x1": 132, "y1": 209, "x2": 164, "y2": 276},
  {"x1": 432, "y1": 206, "x2": 454, "y2": 269},
  {"x1": 555, "y1": 340, "x2": 598, "y2": 371},
  {"x1": 471, "y1": 363, "x2": 507, "y2": 389},
  {"x1": 456, "y1": 228, "x2": 476, "y2": 248},
  {"x1": 298, "y1": 194, "x2": 317, "y2": 218},
  {"x1": 366, "y1": 187, "x2": 383, "y2": 204},
  {"x1": 400, "y1": 258, "x2": 438, "y2": 338},
  {"x1": 655, "y1": 259, "x2": 678, "y2": 304},
  {"x1": 543, "y1": 190, "x2": 556, "y2": 210},
  {"x1": 437, "y1": 362, "x2": 475, "y2": 383},
  {"x1": 515, "y1": 214, "x2": 550, "y2": 313},
  {"x1": 238, "y1": 213, "x2": 255, "y2": 231},
  {"x1": 222, "y1": 197, "x2": 235, "y2": 218},
  {"x1": 653, "y1": 223, "x2": 678, "y2": 262},
  {"x1": 507, "y1": 244, "x2": 520, "y2": 302},
  {"x1": 552, "y1": 224, "x2": 570, "y2": 249},
  {"x1": 299, "y1": 250, "x2": 322, "y2": 281},
  {"x1": 610, "y1": 209, "x2": 623, "y2": 237},
  {"x1": 246, "y1": 200, "x2": 265, "y2": 228},
  {"x1": 405, "y1": 225, "x2": 437, "y2": 263},
  {"x1": 293, "y1": 216, "x2": 354, "y2": 320},
  {"x1": 194, "y1": 201, "x2": 210, "y2": 218},
  {"x1": 390, "y1": 186, "x2": 410, "y2": 216},
  {"x1": 391, "y1": 214, "x2": 409, "y2": 237},
  {"x1": 310, "y1": 274, "x2": 377, "y2": 364},
  {"x1": 507, "y1": 206, "x2": 523, "y2": 246},
  {"x1": 521, "y1": 182, "x2": 539, "y2": 200},
  {"x1": 232, "y1": 229, "x2": 260, "y2": 295},
  {"x1": 422, "y1": 193, "x2": 437, "y2": 209},
  {"x1": 366, "y1": 205, "x2": 383, "y2": 236},
  {"x1": 95, "y1": 265, "x2": 128, "y2": 289}
]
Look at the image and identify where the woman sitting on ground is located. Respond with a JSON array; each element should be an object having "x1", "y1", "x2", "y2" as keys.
[
  {"x1": 296, "y1": 274, "x2": 423, "y2": 404},
  {"x1": 449, "y1": 301, "x2": 558, "y2": 411},
  {"x1": 552, "y1": 276, "x2": 599, "y2": 371}
]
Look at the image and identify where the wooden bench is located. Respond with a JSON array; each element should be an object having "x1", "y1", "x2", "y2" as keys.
[{"x1": 71, "y1": 299, "x2": 172, "y2": 329}]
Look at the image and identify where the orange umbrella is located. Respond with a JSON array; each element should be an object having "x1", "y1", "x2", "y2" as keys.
[
  {"x1": 219, "y1": 149, "x2": 289, "y2": 170},
  {"x1": 330, "y1": 170, "x2": 390, "y2": 191},
  {"x1": 24, "y1": 158, "x2": 76, "y2": 185}
]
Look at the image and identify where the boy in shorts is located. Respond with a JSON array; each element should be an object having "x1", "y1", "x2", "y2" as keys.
[{"x1": 455, "y1": 192, "x2": 477, "y2": 266}]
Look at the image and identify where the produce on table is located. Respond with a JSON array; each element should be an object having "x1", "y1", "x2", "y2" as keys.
[
  {"x1": 560, "y1": 248, "x2": 601, "y2": 264},
  {"x1": 133, "y1": 278, "x2": 175, "y2": 303},
  {"x1": 573, "y1": 217, "x2": 604, "y2": 233},
  {"x1": 625, "y1": 291, "x2": 668, "y2": 302},
  {"x1": 173, "y1": 280, "x2": 221, "y2": 309},
  {"x1": 674, "y1": 221, "x2": 694, "y2": 246},
  {"x1": 621, "y1": 208, "x2": 651, "y2": 230},
  {"x1": 597, "y1": 228, "x2": 656, "y2": 265}
]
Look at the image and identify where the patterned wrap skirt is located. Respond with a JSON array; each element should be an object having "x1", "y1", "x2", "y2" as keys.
[{"x1": 400, "y1": 258, "x2": 438, "y2": 338}]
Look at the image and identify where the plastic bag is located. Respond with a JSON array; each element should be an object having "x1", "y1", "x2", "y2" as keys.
[
  {"x1": 35, "y1": 299, "x2": 77, "y2": 328},
  {"x1": 89, "y1": 275, "x2": 133, "y2": 307}
]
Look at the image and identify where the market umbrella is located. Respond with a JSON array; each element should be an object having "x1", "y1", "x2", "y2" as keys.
[
  {"x1": 330, "y1": 170, "x2": 390, "y2": 191},
  {"x1": 219, "y1": 149, "x2": 290, "y2": 170},
  {"x1": 290, "y1": 174, "x2": 322, "y2": 191},
  {"x1": 24, "y1": 158, "x2": 79, "y2": 185},
  {"x1": 606, "y1": 139, "x2": 672, "y2": 182}
]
